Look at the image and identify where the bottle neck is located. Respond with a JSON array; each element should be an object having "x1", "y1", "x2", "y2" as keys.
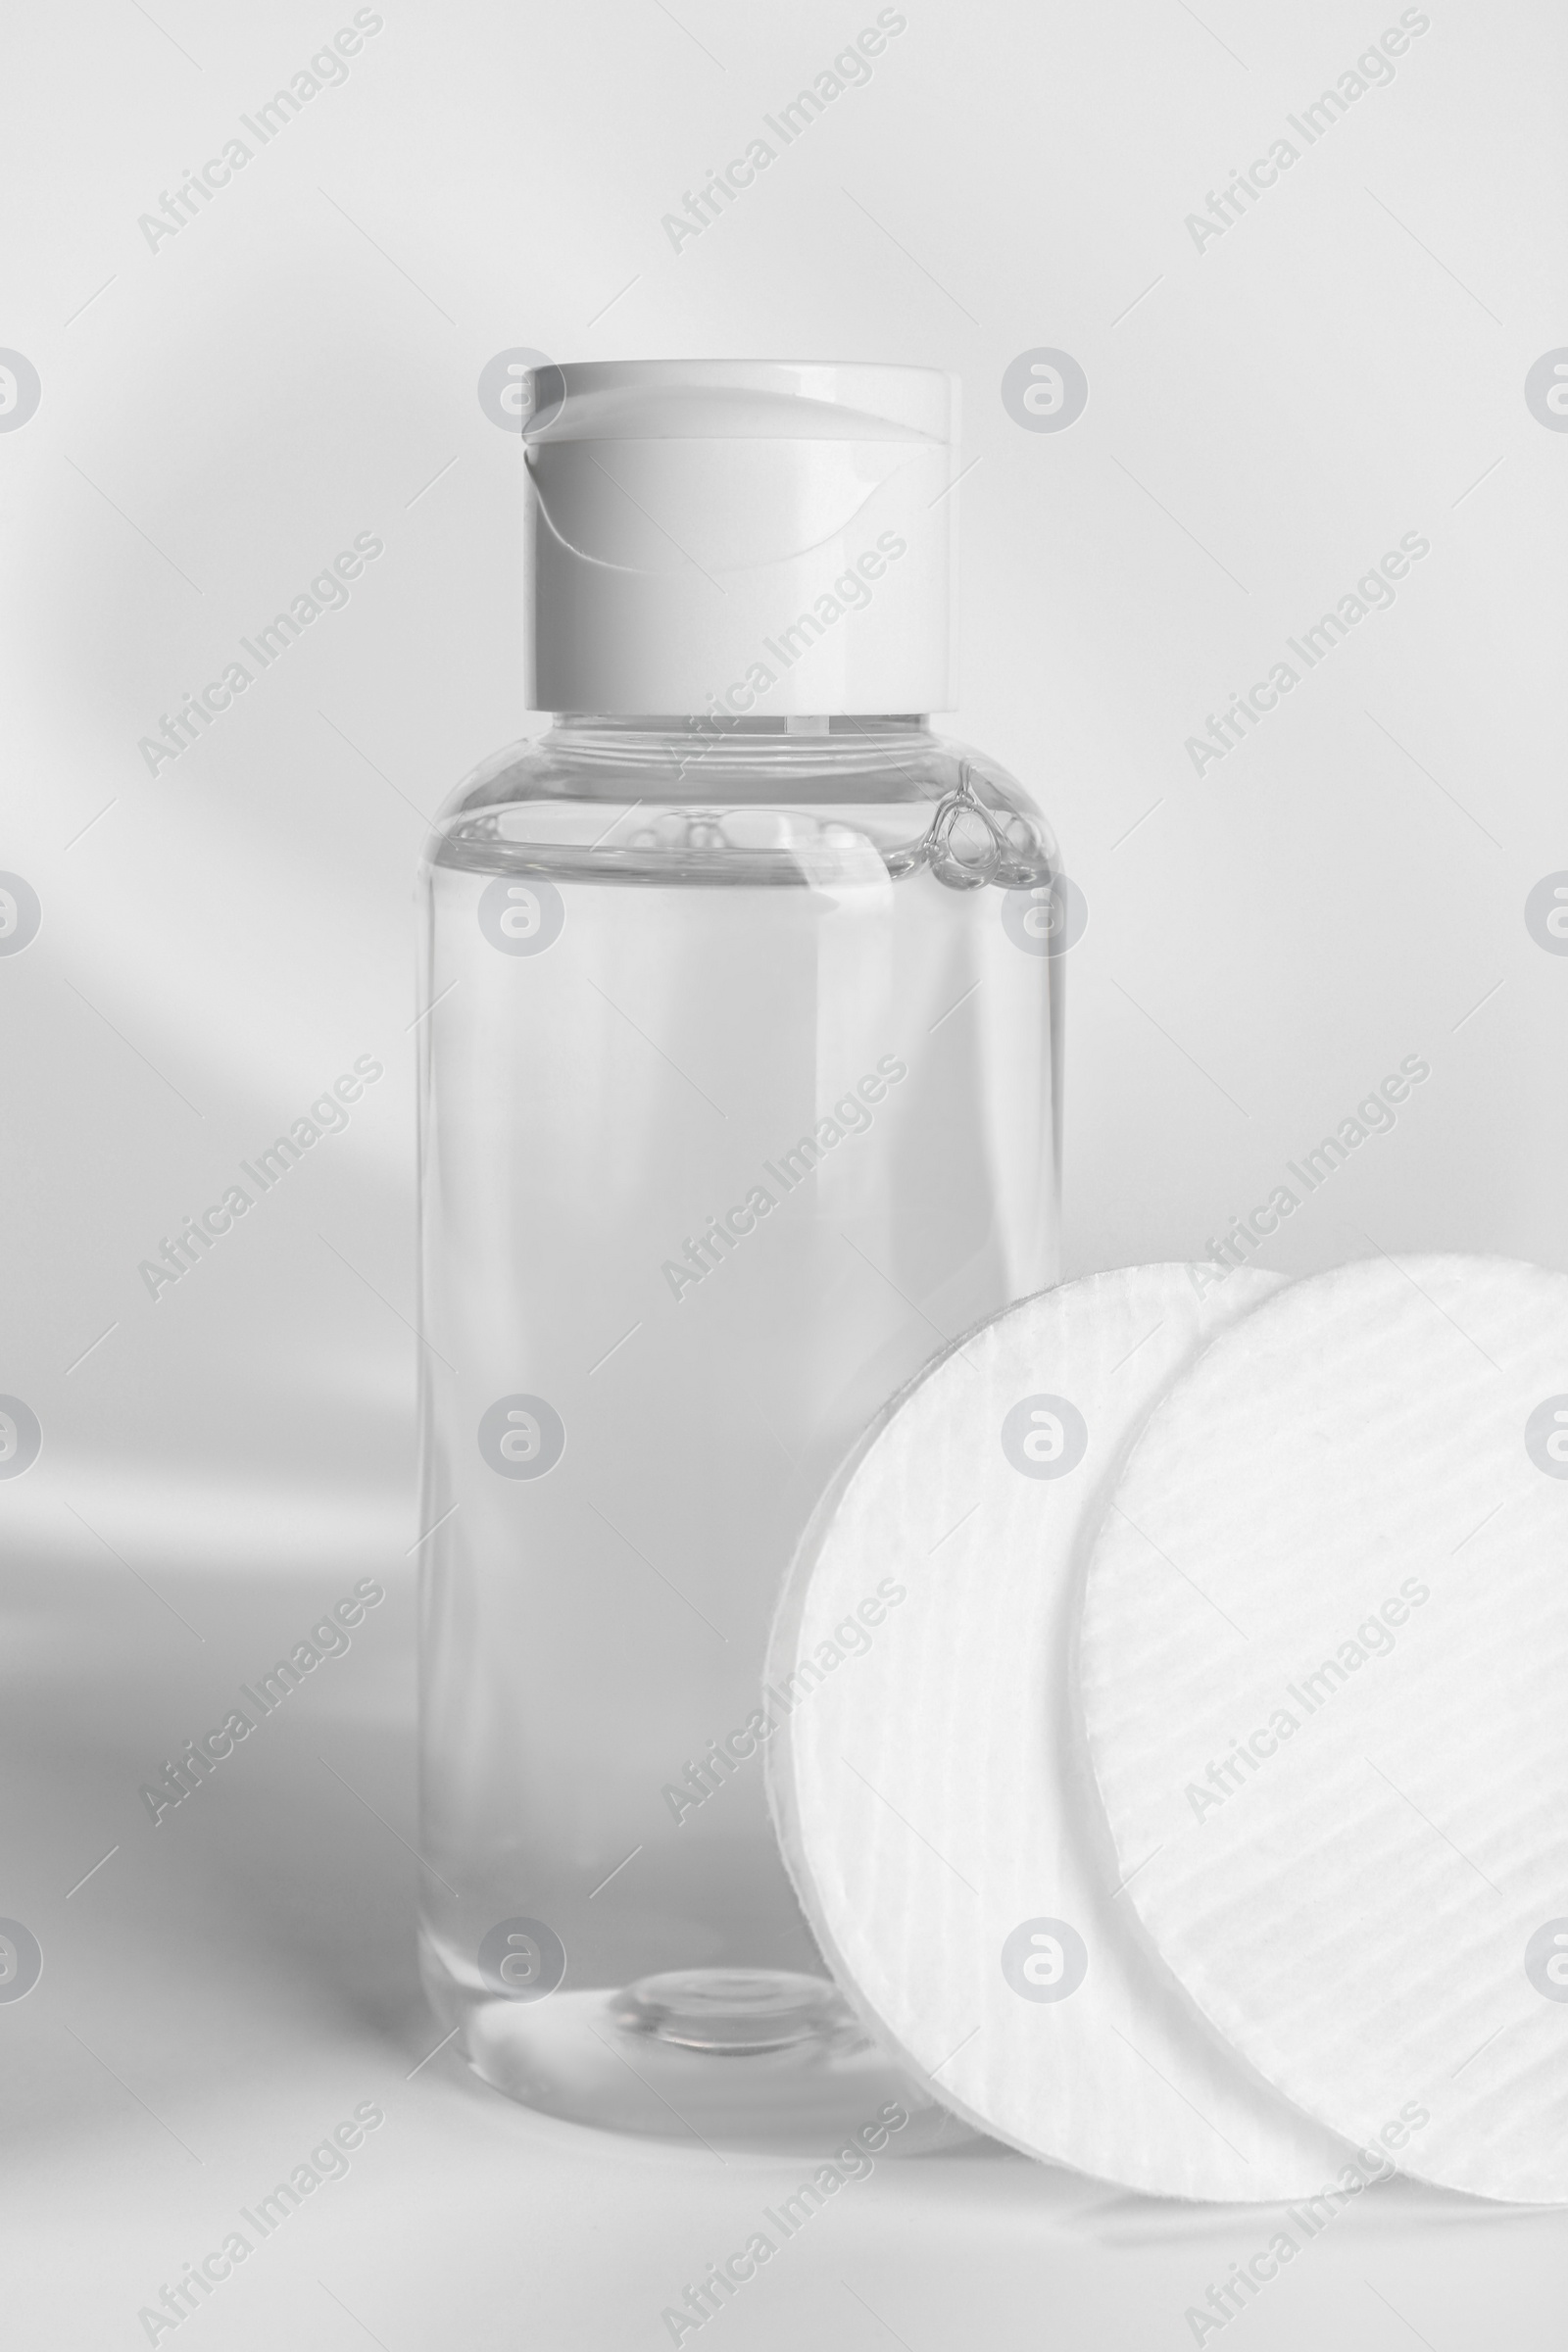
[
  {"x1": 538, "y1": 713, "x2": 942, "y2": 797},
  {"x1": 550, "y1": 712, "x2": 929, "y2": 744}
]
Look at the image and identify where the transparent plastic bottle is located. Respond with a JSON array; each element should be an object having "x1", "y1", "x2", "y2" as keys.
[
  {"x1": 414, "y1": 365, "x2": 1063, "y2": 2145},
  {"x1": 415, "y1": 715, "x2": 1062, "y2": 2139}
]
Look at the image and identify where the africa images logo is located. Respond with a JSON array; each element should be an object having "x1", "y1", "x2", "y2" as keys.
[
  {"x1": 1525, "y1": 352, "x2": 1568, "y2": 431},
  {"x1": 477, "y1": 1917, "x2": 567, "y2": 1999},
  {"x1": 1001, "y1": 1395, "x2": 1088, "y2": 1480},
  {"x1": 477, "y1": 346, "x2": 555, "y2": 432},
  {"x1": 1525, "y1": 873, "x2": 1568, "y2": 955},
  {"x1": 1525, "y1": 1396, "x2": 1568, "y2": 1478},
  {"x1": 0, "y1": 872, "x2": 42, "y2": 955},
  {"x1": 477, "y1": 875, "x2": 565, "y2": 954},
  {"x1": 1001, "y1": 872, "x2": 1088, "y2": 957},
  {"x1": 0, "y1": 351, "x2": 41, "y2": 432},
  {"x1": 1525, "y1": 1920, "x2": 1568, "y2": 2001},
  {"x1": 1001, "y1": 349, "x2": 1089, "y2": 433},
  {"x1": 1001, "y1": 1918, "x2": 1089, "y2": 2002},
  {"x1": 0, "y1": 1397, "x2": 43, "y2": 1479},
  {"x1": 478, "y1": 1396, "x2": 566, "y2": 1480},
  {"x1": 0, "y1": 1920, "x2": 43, "y2": 2002}
]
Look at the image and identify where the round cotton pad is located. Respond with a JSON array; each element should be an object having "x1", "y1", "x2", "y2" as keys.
[
  {"x1": 766, "y1": 1265, "x2": 1354, "y2": 2198},
  {"x1": 1078, "y1": 1253, "x2": 1568, "y2": 2204}
]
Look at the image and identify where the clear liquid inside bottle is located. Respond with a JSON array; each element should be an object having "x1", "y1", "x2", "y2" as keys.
[{"x1": 416, "y1": 714, "x2": 1062, "y2": 2146}]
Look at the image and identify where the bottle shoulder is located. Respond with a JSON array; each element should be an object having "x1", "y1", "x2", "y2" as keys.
[{"x1": 422, "y1": 721, "x2": 1059, "y2": 890}]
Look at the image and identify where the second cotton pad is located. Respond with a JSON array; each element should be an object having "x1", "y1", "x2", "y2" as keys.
[
  {"x1": 1078, "y1": 1254, "x2": 1568, "y2": 2204},
  {"x1": 765, "y1": 1264, "x2": 1352, "y2": 2198}
]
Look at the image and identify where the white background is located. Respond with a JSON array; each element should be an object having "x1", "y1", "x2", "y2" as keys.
[{"x1": 3, "y1": 0, "x2": 1564, "y2": 2343}]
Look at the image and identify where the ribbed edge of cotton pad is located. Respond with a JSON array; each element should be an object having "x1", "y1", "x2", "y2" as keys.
[
  {"x1": 1078, "y1": 1253, "x2": 1568, "y2": 2204},
  {"x1": 766, "y1": 1265, "x2": 1356, "y2": 2200}
]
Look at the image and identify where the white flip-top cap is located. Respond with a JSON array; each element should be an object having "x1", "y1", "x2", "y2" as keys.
[{"x1": 519, "y1": 359, "x2": 957, "y2": 715}]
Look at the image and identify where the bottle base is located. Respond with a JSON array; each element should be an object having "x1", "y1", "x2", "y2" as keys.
[{"x1": 429, "y1": 1959, "x2": 971, "y2": 2153}]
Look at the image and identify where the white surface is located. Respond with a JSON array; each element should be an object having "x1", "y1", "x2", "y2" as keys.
[
  {"x1": 1078, "y1": 1254, "x2": 1568, "y2": 2205},
  {"x1": 7, "y1": 1541, "x2": 1568, "y2": 2350},
  {"x1": 523, "y1": 359, "x2": 956, "y2": 713},
  {"x1": 767, "y1": 1265, "x2": 1364, "y2": 2199},
  {"x1": 5, "y1": 0, "x2": 1568, "y2": 2334}
]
